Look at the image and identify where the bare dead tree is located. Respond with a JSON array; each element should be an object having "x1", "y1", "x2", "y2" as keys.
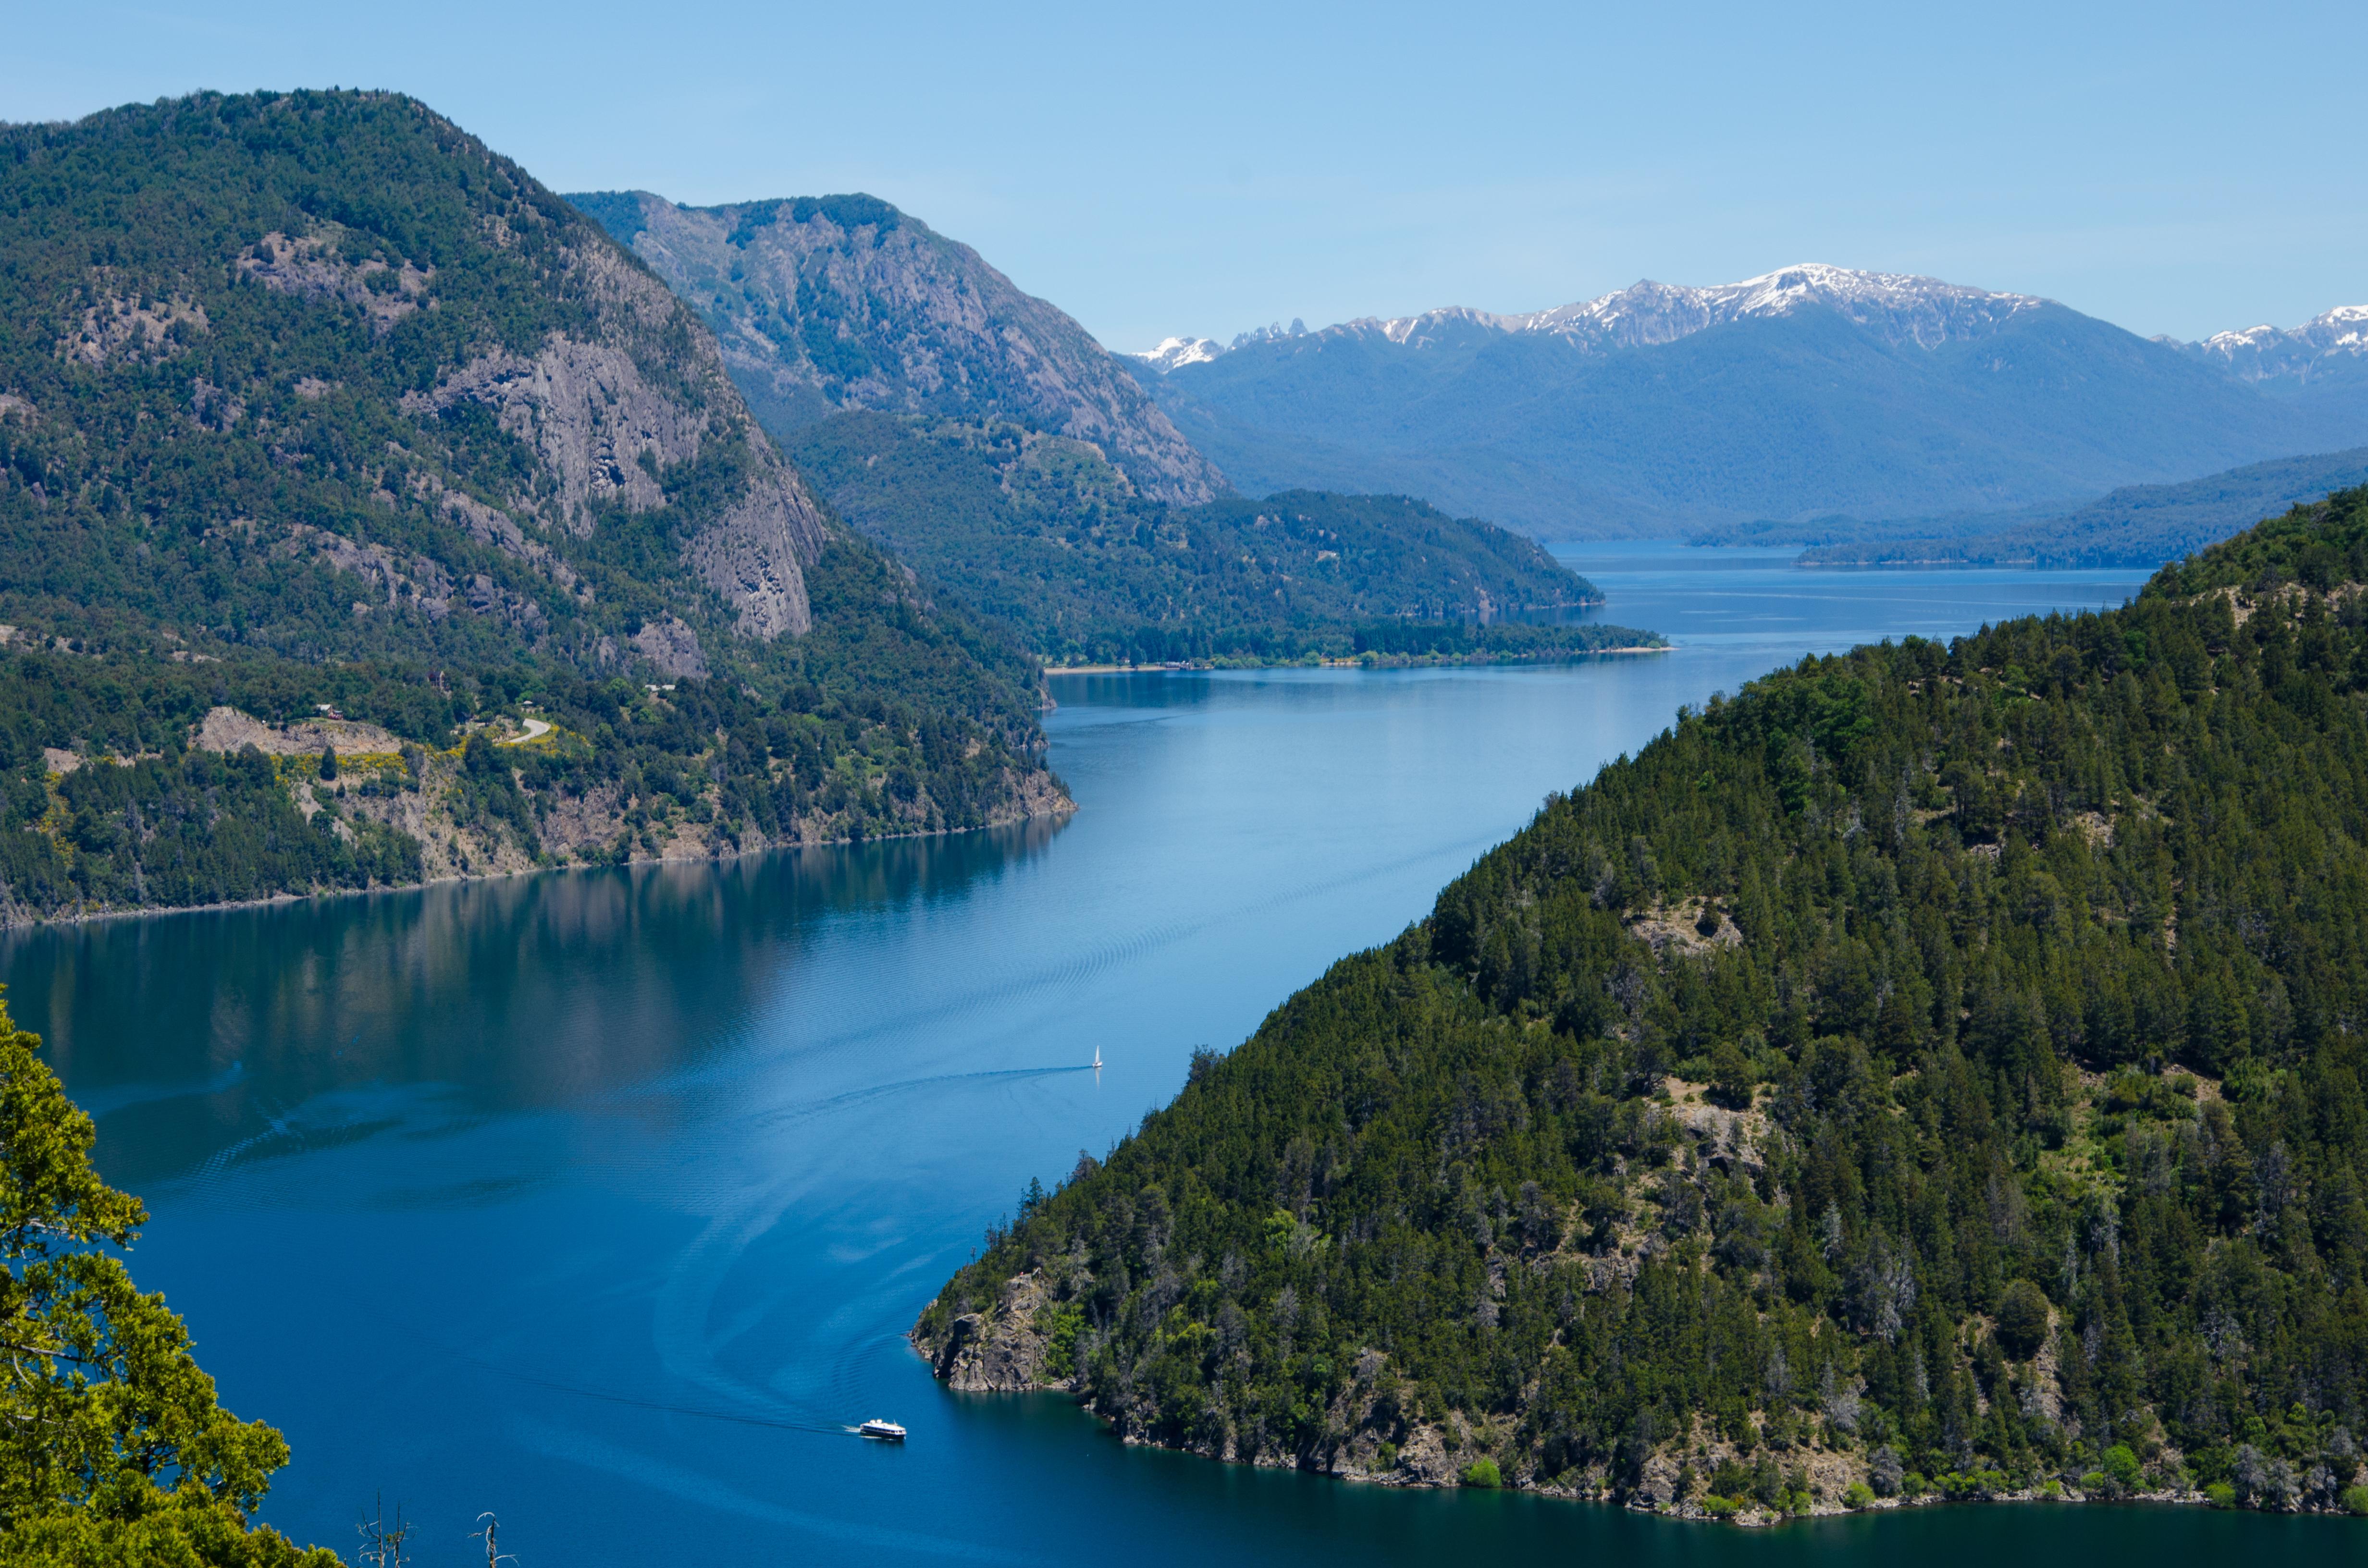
[
  {"x1": 357, "y1": 1495, "x2": 412, "y2": 1568},
  {"x1": 472, "y1": 1511, "x2": 516, "y2": 1568}
]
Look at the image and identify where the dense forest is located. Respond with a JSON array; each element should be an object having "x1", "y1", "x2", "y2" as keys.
[
  {"x1": 919, "y1": 489, "x2": 2368, "y2": 1519},
  {"x1": 787, "y1": 413, "x2": 1657, "y2": 666},
  {"x1": 0, "y1": 91, "x2": 1062, "y2": 920}
]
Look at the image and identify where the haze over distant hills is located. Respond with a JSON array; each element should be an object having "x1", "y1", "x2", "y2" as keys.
[
  {"x1": 1132, "y1": 265, "x2": 2368, "y2": 538},
  {"x1": 1799, "y1": 447, "x2": 2368, "y2": 569}
]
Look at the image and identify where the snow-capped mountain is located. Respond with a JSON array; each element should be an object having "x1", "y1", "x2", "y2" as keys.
[
  {"x1": 2178, "y1": 305, "x2": 2368, "y2": 387},
  {"x1": 1130, "y1": 319, "x2": 1307, "y2": 372},
  {"x1": 1133, "y1": 263, "x2": 2368, "y2": 536},
  {"x1": 1370, "y1": 265, "x2": 2045, "y2": 355},
  {"x1": 1133, "y1": 335, "x2": 1225, "y2": 373},
  {"x1": 1133, "y1": 265, "x2": 2048, "y2": 372}
]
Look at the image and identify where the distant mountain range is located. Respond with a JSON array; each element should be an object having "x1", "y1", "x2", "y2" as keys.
[
  {"x1": 567, "y1": 189, "x2": 1224, "y2": 505},
  {"x1": 2172, "y1": 306, "x2": 2368, "y2": 422},
  {"x1": 1131, "y1": 266, "x2": 2368, "y2": 538}
]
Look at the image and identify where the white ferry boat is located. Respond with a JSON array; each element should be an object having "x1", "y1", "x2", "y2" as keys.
[{"x1": 857, "y1": 1418, "x2": 907, "y2": 1441}]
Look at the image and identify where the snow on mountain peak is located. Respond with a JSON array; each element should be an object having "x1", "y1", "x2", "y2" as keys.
[
  {"x1": 1518, "y1": 264, "x2": 2047, "y2": 352},
  {"x1": 2188, "y1": 302, "x2": 2368, "y2": 383},
  {"x1": 1131, "y1": 335, "x2": 1225, "y2": 373},
  {"x1": 1134, "y1": 266, "x2": 2054, "y2": 371}
]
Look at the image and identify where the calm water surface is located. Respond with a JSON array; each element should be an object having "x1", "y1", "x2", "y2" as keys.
[{"x1": 11, "y1": 550, "x2": 2347, "y2": 1564}]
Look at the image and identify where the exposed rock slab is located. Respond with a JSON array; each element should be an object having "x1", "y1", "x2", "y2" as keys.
[{"x1": 191, "y1": 706, "x2": 401, "y2": 757}]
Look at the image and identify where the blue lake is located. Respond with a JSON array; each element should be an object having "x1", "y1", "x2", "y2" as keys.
[{"x1": 11, "y1": 548, "x2": 2349, "y2": 1564}]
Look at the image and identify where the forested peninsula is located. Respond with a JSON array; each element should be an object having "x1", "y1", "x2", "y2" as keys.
[
  {"x1": 0, "y1": 92, "x2": 1066, "y2": 924},
  {"x1": 918, "y1": 490, "x2": 2368, "y2": 1521}
]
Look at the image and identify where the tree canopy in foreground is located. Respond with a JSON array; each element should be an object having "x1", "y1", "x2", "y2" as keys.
[{"x1": 0, "y1": 999, "x2": 336, "y2": 1566}]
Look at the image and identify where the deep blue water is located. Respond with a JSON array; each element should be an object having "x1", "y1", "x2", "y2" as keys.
[{"x1": 10, "y1": 549, "x2": 2352, "y2": 1564}]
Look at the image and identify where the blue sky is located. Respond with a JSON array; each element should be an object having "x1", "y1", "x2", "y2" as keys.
[{"x1": 9, "y1": 0, "x2": 2364, "y2": 352}]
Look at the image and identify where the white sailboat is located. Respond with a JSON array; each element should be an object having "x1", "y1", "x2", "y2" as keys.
[{"x1": 1091, "y1": 1045, "x2": 1103, "y2": 1070}]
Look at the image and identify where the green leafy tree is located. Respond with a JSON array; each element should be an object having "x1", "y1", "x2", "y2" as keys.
[{"x1": 0, "y1": 1000, "x2": 335, "y2": 1566}]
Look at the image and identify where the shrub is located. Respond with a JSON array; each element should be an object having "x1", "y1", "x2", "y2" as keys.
[
  {"x1": 1038, "y1": 1303, "x2": 1086, "y2": 1380},
  {"x1": 2080, "y1": 1471, "x2": 2108, "y2": 1493},
  {"x1": 2341, "y1": 1484, "x2": 2368, "y2": 1517},
  {"x1": 2205, "y1": 1482, "x2": 2236, "y2": 1509},
  {"x1": 2103, "y1": 1444, "x2": 2142, "y2": 1490},
  {"x1": 1844, "y1": 1482, "x2": 1875, "y2": 1509},
  {"x1": 1702, "y1": 1494, "x2": 1739, "y2": 1519},
  {"x1": 1902, "y1": 1471, "x2": 1929, "y2": 1498},
  {"x1": 1462, "y1": 1459, "x2": 1502, "y2": 1489},
  {"x1": 1375, "y1": 1442, "x2": 1398, "y2": 1470}
]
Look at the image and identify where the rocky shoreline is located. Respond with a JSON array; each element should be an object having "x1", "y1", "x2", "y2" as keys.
[{"x1": 913, "y1": 1269, "x2": 2355, "y2": 1522}]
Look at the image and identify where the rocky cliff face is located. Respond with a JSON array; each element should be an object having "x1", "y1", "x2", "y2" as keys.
[
  {"x1": 0, "y1": 90, "x2": 839, "y2": 681},
  {"x1": 397, "y1": 208, "x2": 827, "y2": 641},
  {"x1": 915, "y1": 1270, "x2": 1068, "y2": 1393},
  {"x1": 568, "y1": 190, "x2": 1226, "y2": 507}
]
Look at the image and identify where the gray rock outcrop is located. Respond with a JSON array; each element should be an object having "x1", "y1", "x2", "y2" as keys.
[
  {"x1": 575, "y1": 189, "x2": 1227, "y2": 507},
  {"x1": 917, "y1": 1270, "x2": 1061, "y2": 1393},
  {"x1": 401, "y1": 234, "x2": 829, "y2": 639}
]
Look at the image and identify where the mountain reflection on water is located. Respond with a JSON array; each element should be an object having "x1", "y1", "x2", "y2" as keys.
[{"x1": 7, "y1": 549, "x2": 2350, "y2": 1564}]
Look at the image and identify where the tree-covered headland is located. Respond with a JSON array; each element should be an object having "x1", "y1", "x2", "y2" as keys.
[{"x1": 919, "y1": 489, "x2": 2368, "y2": 1519}]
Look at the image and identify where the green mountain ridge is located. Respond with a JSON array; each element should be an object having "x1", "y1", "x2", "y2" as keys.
[
  {"x1": 783, "y1": 411, "x2": 1653, "y2": 666},
  {"x1": 918, "y1": 486, "x2": 2368, "y2": 1519},
  {"x1": 0, "y1": 90, "x2": 1066, "y2": 923}
]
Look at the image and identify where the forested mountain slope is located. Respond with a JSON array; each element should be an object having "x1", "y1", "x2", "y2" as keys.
[
  {"x1": 0, "y1": 91, "x2": 1063, "y2": 923},
  {"x1": 784, "y1": 413, "x2": 1649, "y2": 666},
  {"x1": 919, "y1": 489, "x2": 2368, "y2": 1519},
  {"x1": 566, "y1": 189, "x2": 1224, "y2": 504}
]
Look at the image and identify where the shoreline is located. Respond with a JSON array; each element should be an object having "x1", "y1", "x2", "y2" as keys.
[
  {"x1": 909, "y1": 1342, "x2": 2253, "y2": 1526},
  {"x1": 1044, "y1": 646, "x2": 1671, "y2": 675},
  {"x1": 0, "y1": 796, "x2": 1079, "y2": 934}
]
